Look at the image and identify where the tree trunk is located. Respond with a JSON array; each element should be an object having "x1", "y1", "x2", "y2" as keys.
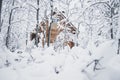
[
  {"x1": 117, "y1": 39, "x2": 120, "y2": 54},
  {"x1": 47, "y1": 0, "x2": 53, "y2": 47},
  {"x1": 35, "y1": 0, "x2": 40, "y2": 47},
  {"x1": 110, "y1": 27, "x2": 113, "y2": 39},
  {"x1": 110, "y1": 2, "x2": 114, "y2": 39},
  {"x1": 42, "y1": 10, "x2": 48, "y2": 48},
  {"x1": 110, "y1": 7, "x2": 113, "y2": 39},
  {"x1": 26, "y1": 7, "x2": 30, "y2": 46},
  {"x1": 0, "y1": 0, "x2": 3, "y2": 32},
  {"x1": 6, "y1": 0, "x2": 15, "y2": 49}
]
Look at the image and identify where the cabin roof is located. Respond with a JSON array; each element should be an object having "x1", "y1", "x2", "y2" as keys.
[{"x1": 40, "y1": 8, "x2": 77, "y2": 34}]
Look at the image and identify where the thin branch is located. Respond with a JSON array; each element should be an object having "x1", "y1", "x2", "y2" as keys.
[
  {"x1": 11, "y1": 20, "x2": 26, "y2": 24},
  {"x1": 26, "y1": 3, "x2": 37, "y2": 10}
]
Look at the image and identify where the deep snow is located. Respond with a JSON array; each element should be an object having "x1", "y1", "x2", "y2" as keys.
[{"x1": 0, "y1": 40, "x2": 120, "y2": 80}]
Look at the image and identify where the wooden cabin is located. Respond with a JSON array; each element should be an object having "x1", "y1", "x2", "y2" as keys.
[{"x1": 30, "y1": 9, "x2": 77, "y2": 48}]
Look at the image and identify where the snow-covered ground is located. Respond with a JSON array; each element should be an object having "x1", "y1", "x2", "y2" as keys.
[{"x1": 0, "y1": 40, "x2": 120, "y2": 80}]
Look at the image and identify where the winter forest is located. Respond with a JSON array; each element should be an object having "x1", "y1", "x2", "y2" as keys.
[{"x1": 0, "y1": 0, "x2": 120, "y2": 80}]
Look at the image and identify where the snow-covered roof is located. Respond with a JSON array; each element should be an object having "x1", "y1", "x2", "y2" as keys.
[{"x1": 44, "y1": 8, "x2": 77, "y2": 34}]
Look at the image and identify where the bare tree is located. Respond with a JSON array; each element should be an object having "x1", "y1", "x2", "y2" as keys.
[
  {"x1": 81, "y1": 0, "x2": 119, "y2": 48},
  {"x1": 35, "y1": 0, "x2": 40, "y2": 47},
  {"x1": 0, "y1": 0, "x2": 3, "y2": 32},
  {"x1": 117, "y1": 39, "x2": 120, "y2": 54},
  {"x1": 109, "y1": 0, "x2": 120, "y2": 39},
  {"x1": 47, "y1": 0, "x2": 53, "y2": 47},
  {"x1": 117, "y1": 5, "x2": 120, "y2": 54},
  {"x1": 6, "y1": 0, "x2": 19, "y2": 51}
]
